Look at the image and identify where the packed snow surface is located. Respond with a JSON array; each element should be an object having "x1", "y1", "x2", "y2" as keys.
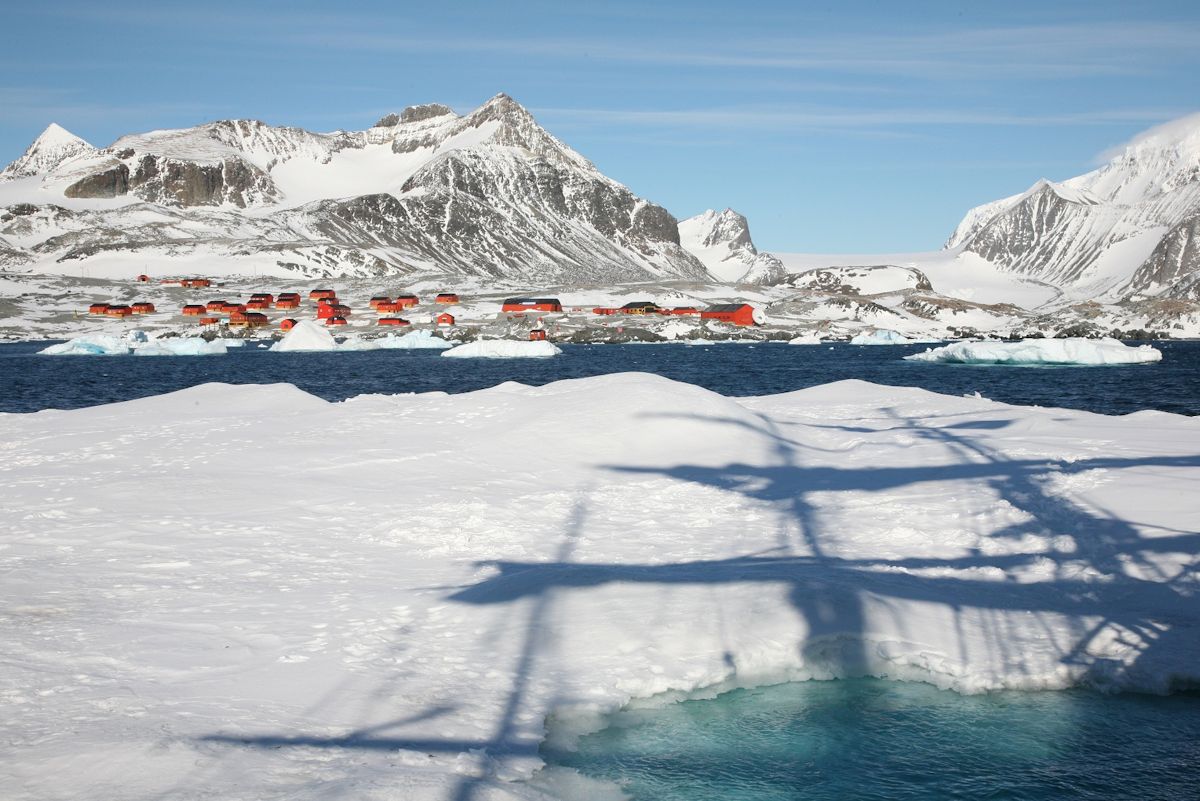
[
  {"x1": 788, "y1": 334, "x2": 825, "y2": 345},
  {"x1": 905, "y1": 338, "x2": 1163, "y2": 366},
  {"x1": 2, "y1": 374, "x2": 1197, "y2": 801},
  {"x1": 442, "y1": 339, "x2": 563, "y2": 358},
  {"x1": 850, "y1": 329, "x2": 911, "y2": 345},
  {"x1": 268, "y1": 320, "x2": 337, "y2": 352}
]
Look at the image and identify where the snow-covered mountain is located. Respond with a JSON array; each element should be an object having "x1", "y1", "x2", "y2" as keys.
[
  {"x1": 0, "y1": 94, "x2": 711, "y2": 283},
  {"x1": 678, "y1": 208, "x2": 783, "y2": 284},
  {"x1": 948, "y1": 113, "x2": 1200, "y2": 300}
]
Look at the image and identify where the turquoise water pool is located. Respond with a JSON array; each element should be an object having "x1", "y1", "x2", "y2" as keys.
[{"x1": 541, "y1": 679, "x2": 1200, "y2": 800}]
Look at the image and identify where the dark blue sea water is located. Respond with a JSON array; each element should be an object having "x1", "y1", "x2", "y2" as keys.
[
  {"x1": 2, "y1": 340, "x2": 1198, "y2": 415},
  {"x1": 541, "y1": 679, "x2": 1200, "y2": 801}
]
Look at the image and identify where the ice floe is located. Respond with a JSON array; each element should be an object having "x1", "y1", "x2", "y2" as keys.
[
  {"x1": 905, "y1": 337, "x2": 1163, "y2": 366},
  {"x1": 442, "y1": 339, "x2": 563, "y2": 358},
  {"x1": 2, "y1": 374, "x2": 1196, "y2": 800}
]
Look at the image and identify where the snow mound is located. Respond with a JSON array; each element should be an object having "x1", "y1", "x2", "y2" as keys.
[
  {"x1": 376, "y1": 330, "x2": 453, "y2": 350},
  {"x1": 850, "y1": 329, "x2": 911, "y2": 345},
  {"x1": 38, "y1": 335, "x2": 130, "y2": 355},
  {"x1": 269, "y1": 320, "x2": 337, "y2": 352},
  {"x1": 442, "y1": 339, "x2": 562, "y2": 358},
  {"x1": 133, "y1": 338, "x2": 228, "y2": 356},
  {"x1": 905, "y1": 337, "x2": 1163, "y2": 366},
  {"x1": 788, "y1": 334, "x2": 825, "y2": 345}
]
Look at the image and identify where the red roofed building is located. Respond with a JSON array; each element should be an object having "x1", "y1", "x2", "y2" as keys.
[
  {"x1": 701, "y1": 303, "x2": 763, "y2": 326},
  {"x1": 503, "y1": 297, "x2": 562, "y2": 313},
  {"x1": 435, "y1": 312, "x2": 455, "y2": 326}
]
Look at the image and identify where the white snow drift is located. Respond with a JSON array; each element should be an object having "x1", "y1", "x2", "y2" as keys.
[
  {"x1": 1, "y1": 374, "x2": 1197, "y2": 801},
  {"x1": 906, "y1": 337, "x2": 1163, "y2": 366}
]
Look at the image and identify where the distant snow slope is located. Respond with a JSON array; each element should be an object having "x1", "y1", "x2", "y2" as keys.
[
  {"x1": 946, "y1": 113, "x2": 1200, "y2": 301},
  {"x1": 2, "y1": 374, "x2": 1197, "y2": 800},
  {"x1": 0, "y1": 94, "x2": 709, "y2": 284},
  {"x1": 678, "y1": 208, "x2": 783, "y2": 284}
]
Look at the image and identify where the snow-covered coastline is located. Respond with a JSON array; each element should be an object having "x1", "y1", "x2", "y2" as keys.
[{"x1": 2, "y1": 374, "x2": 1197, "y2": 800}]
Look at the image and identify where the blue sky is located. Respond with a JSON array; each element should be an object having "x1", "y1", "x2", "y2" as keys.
[{"x1": 2, "y1": 0, "x2": 1198, "y2": 253}]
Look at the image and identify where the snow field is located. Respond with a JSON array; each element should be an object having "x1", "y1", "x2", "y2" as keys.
[{"x1": 1, "y1": 374, "x2": 1198, "y2": 800}]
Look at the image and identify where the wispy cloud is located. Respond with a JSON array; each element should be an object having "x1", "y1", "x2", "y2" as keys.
[{"x1": 533, "y1": 105, "x2": 1188, "y2": 132}]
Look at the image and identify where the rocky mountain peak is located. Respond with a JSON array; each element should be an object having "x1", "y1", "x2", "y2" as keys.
[
  {"x1": 452, "y1": 92, "x2": 596, "y2": 173},
  {"x1": 375, "y1": 104, "x2": 458, "y2": 128},
  {"x1": 1, "y1": 123, "x2": 95, "y2": 179}
]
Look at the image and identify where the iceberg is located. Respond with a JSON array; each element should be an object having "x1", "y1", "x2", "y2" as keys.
[
  {"x1": 905, "y1": 337, "x2": 1162, "y2": 366},
  {"x1": 39, "y1": 335, "x2": 130, "y2": 355},
  {"x1": 269, "y1": 320, "x2": 338, "y2": 352},
  {"x1": 133, "y1": 338, "x2": 228, "y2": 356},
  {"x1": 850, "y1": 329, "x2": 911, "y2": 345},
  {"x1": 375, "y1": 330, "x2": 453, "y2": 350},
  {"x1": 442, "y1": 339, "x2": 562, "y2": 358}
]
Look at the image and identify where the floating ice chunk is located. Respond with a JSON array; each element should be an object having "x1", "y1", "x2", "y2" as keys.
[
  {"x1": 442, "y1": 339, "x2": 562, "y2": 359},
  {"x1": 269, "y1": 320, "x2": 337, "y2": 352},
  {"x1": 125, "y1": 329, "x2": 150, "y2": 344},
  {"x1": 375, "y1": 330, "x2": 453, "y2": 350},
  {"x1": 850, "y1": 329, "x2": 911, "y2": 345},
  {"x1": 133, "y1": 338, "x2": 228, "y2": 356},
  {"x1": 39, "y1": 335, "x2": 130, "y2": 355},
  {"x1": 905, "y1": 338, "x2": 1163, "y2": 366},
  {"x1": 335, "y1": 337, "x2": 379, "y2": 352}
]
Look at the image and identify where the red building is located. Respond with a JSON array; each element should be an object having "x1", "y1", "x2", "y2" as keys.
[
  {"x1": 198, "y1": 316, "x2": 219, "y2": 325},
  {"x1": 326, "y1": 316, "x2": 348, "y2": 326},
  {"x1": 503, "y1": 297, "x2": 562, "y2": 313},
  {"x1": 105, "y1": 305, "x2": 134, "y2": 317},
  {"x1": 229, "y1": 312, "x2": 269, "y2": 328},
  {"x1": 309, "y1": 288, "x2": 338, "y2": 301},
  {"x1": 280, "y1": 318, "x2": 297, "y2": 331},
  {"x1": 663, "y1": 307, "x2": 700, "y2": 316},
  {"x1": 131, "y1": 302, "x2": 155, "y2": 314},
  {"x1": 180, "y1": 278, "x2": 211, "y2": 288},
  {"x1": 249, "y1": 293, "x2": 274, "y2": 304},
  {"x1": 529, "y1": 329, "x2": 547, "y2": 341},
  {"x1": 276, "y1": 292, "x2": 301, "y2": 304},
  {"x1": 317, "y1": 301, "x2": 351, "y2": 319},
  {"x1": 275, "y1": 298, "x2": 300, "y2": 310},
  {"x1": 701, "y1": 303, "x2": 763, "y2": 326},
  {"x1": 206, "y1": 300, "x2": 228, "y2": 312},
  {"x1": 88, "y1": 303, "x2": 110, "y2": 315},
  {"x1": 378, "y1": 317, "x2": 411, "y2": 326},
  {"x1": 181, "y1": 304, "x2": 206, "y2": 316},
  {"x1": 137, "y1": 274, "x2": 150, "y2": 282},
  {"x1": 592, "y1": 307, "x2": 618, "y2": 315},
  {"x1": 620, "y1": 301, "x2": 660, "y2": 315},
  {"x1": 435, "y1": 312, "x2": 456, "y2": 326},
  {"x1": 369, "y1": 296, "x2": 391, "y2": 309},
  {"x1": 395, "y1": 294, "x2": 419, "y2": 308},
  {"x1": 435, "y1": 293, "x2": 460, "y2": 304}
]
